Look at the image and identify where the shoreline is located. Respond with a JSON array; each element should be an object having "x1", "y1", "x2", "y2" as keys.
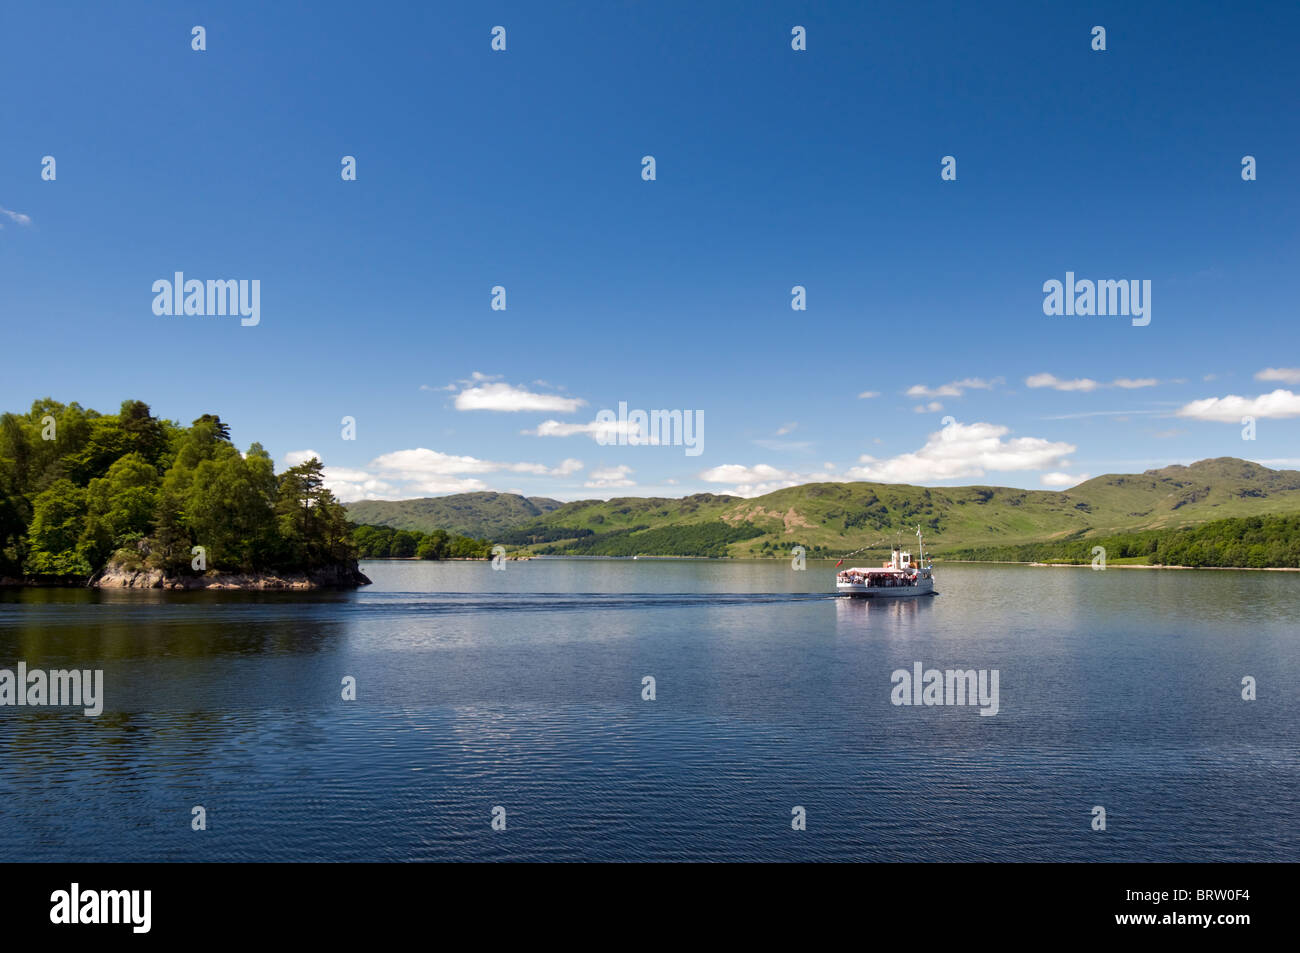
[
  {"x1": 937, "y1": 559, "x2": 1300, "y2": 572},
  {"x1": 358, "y1": 556, "x2": 530, "y2": 562},
  {"x1": 518, "y1": 554, "x2": 1300, "y2": 571},
  {"x1": 1, "y1": 562, "x2": 372, "y2": 590}
]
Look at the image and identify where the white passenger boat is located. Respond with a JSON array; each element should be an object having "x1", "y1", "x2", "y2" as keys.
[{"x1": 835, "y1": 527, "x2": 937, "y2": 598}]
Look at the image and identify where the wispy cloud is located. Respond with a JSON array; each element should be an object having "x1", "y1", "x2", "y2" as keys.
[
  {"x1": 1027, "y1": 373, "x2": 1099, "y2": 392},
  {"x1": 752, "y1": 438, "x2": 813, "y2": 451},
  {"x1": 1027, "y1": 373, "x2": 1159, "y2": 392},
  {"x1": 1039, "y1": 409, "x2": 1164, "y2": 420},
  {"x1": 751, "y1": 423, "x2": 810, "y2": 452},
  {"x1": 0, "y1": 205, "x2": 32, "y2": 228},
  {"x1": 905, "y1": 377, "x2": 999, "y2": 399}
]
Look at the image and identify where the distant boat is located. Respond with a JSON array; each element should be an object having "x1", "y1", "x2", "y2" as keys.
[{"x1": 836, "y1": 527, "x2": 937, "y2": 598}]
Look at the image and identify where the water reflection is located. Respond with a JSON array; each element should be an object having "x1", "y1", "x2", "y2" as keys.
[
  {"x1": 0, "y1": 587, "x2": 350, "y2": 660},
  {"x1": 834, "y1": 593, "x2": 936, "y2": 628}
]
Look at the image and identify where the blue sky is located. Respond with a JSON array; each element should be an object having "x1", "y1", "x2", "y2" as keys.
[{"x1": 2, "y1": 1, "x2": 1298, "y2": 501}]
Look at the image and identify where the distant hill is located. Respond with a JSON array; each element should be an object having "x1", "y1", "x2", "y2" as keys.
[
  {"x1": 346, "y1": 458, "x2": 1300, "y2": 558},
  {"x1": 345, "y1": 492, "x2": 562, "y2": 539}
]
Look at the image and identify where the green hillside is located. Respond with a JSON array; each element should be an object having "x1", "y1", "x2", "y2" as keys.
[
  {"x1": 945, "y1": 513, "x2": 1300, "y2": 569},
  {"x1": 344, "y1": 458, "x2": 1300, "y2": 559},
  {"x1": 345, "y1": 492, "x2": 562, "y2": 538}
]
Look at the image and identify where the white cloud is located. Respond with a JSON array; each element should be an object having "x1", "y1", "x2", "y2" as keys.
[
  {"x1": 585, "y1": 465, "x2": 635, "y2": 488},
  {"x1": 845, "y1": 420, "x2": 1076, "y2": 483},
  {"x1": 1256, "y1": 367, "x2": 1300, "y2": 385},
  {"x1": 775, "y1": 422, "x2": 798, "y2": 436},
  {"x1": 528, "y1": 420, "x2": 601, "y2": 437},
  {"x1": 322, "y1": 472, "x2": 407, "y2": 501},
  {"x1": 279, "y1": 452, "x2": 404, "y2": 501},
  {"x1": 908, "y1": 384, "x2": 956, "y2": 398},
  {"x1": 395, "y1": 476, "x2": 491, "y2": 496},
  {"x1": 282, "y1": 449, "x2": 321, "y2": 468},
  {"x1": 454, "y1": 381, "x2": 585, "y2": 413},
  {"x1": 1176, "y1": 389, "x2": 1300, "y2": 422},
  {"x1": 699, "y1": 462, "x2": 836, "y2": 498},
  {"x1": 912, "y1": 401, "x2": 943, "y2": 413},
  {"x1": 700, "y1": 463, "x2": 796, "y2": 484},
  {"x1": 0, "y1": 206, "x2": 32, "y2": 227},
  {"x1": 308, "y1": 447, "x2": 586, "y2": 502},
  {"x1": 699, "y1": 463, "x2": 802, "y2": 498},
  {"x1": 525, "y1": 418, "x2": 646, "y2": 441},
  {"x1": 906, "y1": 377, "x2": 997, "y2": 399},
  {"x1": 370, "y1": 448, "x2": 500, "y2": 476},
  {"x1": 503, "y1": 457, "x2": 584, "y2": 476},
  {"x1": 1112, "y1": 378, "x2": 1158, "y2": 389},
  {"x1": 1040, "y1": 471, "x2": 1091, "y2": 488},
  {"x1": 857, "y1": 390, "x2": 881, "y2": 399},
  {"x1": 1026, "y1": 373, "x2": 1099, "y2": 392},
  {"x1": 369, "y1": 447, "x2": 582, "y2": 479}
]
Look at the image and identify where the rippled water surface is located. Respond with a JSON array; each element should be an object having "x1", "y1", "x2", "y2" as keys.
[{"x1": 1, "y1": 559, "x2": 1296, "y2": 861}]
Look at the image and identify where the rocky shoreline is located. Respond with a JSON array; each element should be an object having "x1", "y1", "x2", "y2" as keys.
[{"x1": 2, "y1": 562, "x2": 371, "y2": 590}]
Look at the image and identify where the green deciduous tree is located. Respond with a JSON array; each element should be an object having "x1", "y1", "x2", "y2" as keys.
[
  {"x1": 24, "y1": 478, "x2": 92, "y2": 575},
  {"x1": 80, "y1": 452, "x2": 160, "y2": 567}
]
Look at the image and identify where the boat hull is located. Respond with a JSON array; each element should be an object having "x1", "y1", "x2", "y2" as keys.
[{"x1": 836, "y1": 579, "x2": 936, "y2": 598}]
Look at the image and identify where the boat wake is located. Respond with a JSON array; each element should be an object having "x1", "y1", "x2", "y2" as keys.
[{"x1": 361, "y1": 591, "x2": 834, "y2": 615}]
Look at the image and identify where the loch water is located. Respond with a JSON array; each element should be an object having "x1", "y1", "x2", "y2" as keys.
[{"x1": 0, "y1": 559, "x2": 1295, "y2": 861}]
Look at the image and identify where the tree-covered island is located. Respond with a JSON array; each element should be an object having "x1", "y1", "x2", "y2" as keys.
[{"x1": 0, "y1": 399, "x2": 369, "y2": 589}]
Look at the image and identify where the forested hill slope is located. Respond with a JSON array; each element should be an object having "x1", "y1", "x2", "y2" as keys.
[{"x1": 345, "y1": 492, "x2": 562, "y2": 538}]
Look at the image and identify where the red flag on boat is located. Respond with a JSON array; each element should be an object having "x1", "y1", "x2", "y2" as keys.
[{"x1": 835, "y1": 559, "x2": 844, "y2": 567}]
